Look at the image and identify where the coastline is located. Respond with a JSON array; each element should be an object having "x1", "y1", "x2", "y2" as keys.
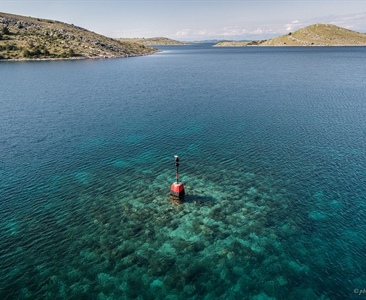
[
  {"x1": 214, "y1": 44, "x2": 366, "y2": 47},
  {"x1": 0, "y1": 49, "x2": 160, "y2": 62}
]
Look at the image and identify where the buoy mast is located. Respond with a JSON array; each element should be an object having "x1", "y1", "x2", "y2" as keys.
[
  {"x1": 175, "y1": 155, "x2": 179, "y2": 183},
  {"x1": 170, "y1": 155, "x2": 185, "y2": 203}
]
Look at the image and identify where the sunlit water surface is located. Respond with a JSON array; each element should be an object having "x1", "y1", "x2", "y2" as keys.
[{"x1": 1, "y1": 45, "x2": 366, "y2": 299}]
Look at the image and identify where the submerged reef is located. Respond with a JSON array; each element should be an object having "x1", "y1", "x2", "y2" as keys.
[{"x1": 0, "y1": 159, "x2": 364, "y2": 299}]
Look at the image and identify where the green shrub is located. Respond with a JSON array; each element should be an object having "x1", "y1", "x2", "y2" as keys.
[
  {"x1": 2, "y1": 26, "x2": 10, "y2": 35},
  {"x1": 5, "y1": 44, "x2": 18, "y2": 51},
  {"x1": 68, "y1": 48, "x2": 75, "y2": 56},
  {"x1": 23, "y1": 49, "x2": 31, "y2": 58},
  {"x1": 22, "y1": 45, "x2": 51, "y2": 58},
  {"x1": 59, "y1": 48, "x2": 79, "y2": 58},
  {"x1": 59, "y1": 51, "x2": 68, "y2": 58}
]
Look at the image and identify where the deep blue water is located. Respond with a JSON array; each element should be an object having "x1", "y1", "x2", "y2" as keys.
[{"x1": 1, "y1": 45, "x2": 366, "y2": 299}]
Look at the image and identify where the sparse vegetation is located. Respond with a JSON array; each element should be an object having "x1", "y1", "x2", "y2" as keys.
[
  {"x1": 213, "y1": 41, "x2": 251, "y2": 47},
  {"x1": 23, "y1": 45, "x2": 50, "y2": 58},
  {"x1": 2, "y1": 25, "x2": 9, "y2": 35},
  {"x1": 259, "y1": 23, "x2": 366, "y2": 46},
  {"x1": 118, "y1": 37, "x2": 185, "y2": 46},
  {"x1": 0, "y1": 12, "x2": 157, "y2": 60}
]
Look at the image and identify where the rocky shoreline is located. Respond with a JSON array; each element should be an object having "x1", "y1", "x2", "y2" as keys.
[{"x1": 0, "y1": 49, "x2": 160, "y2": 62}]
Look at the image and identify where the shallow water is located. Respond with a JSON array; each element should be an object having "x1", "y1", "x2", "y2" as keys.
[{"x1": 1, "y1": 45, "x2": 366, "y2": 299}]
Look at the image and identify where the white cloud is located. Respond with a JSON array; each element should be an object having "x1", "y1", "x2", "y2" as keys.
[
  {"x1": 253, "y1": 28, "x2": 264, "y2": 35},
  {"x1": 150, "y1": 11, "x2": 366, "y2": 41},
  {"x1": 175, "y1": 29, "x2": 190, "y2": 37},
  {"x1": 195, "y1": 29, "x2": 209, "y2": 36},
  {"x1": 220, "y1": 26, "x2": 247, "y2": 36},
  {"x1": 172, "y1": 25, "x2": 286, "y2": 41},
  {"x1": 175, "y1": 29, "x2": 209, "y2": 38},
  {"x1": 285, "y1": 20, "x2": 303, "y2": 32}
]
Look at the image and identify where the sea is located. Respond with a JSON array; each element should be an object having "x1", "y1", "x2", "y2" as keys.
[{"x1": 1, "y1": 44, "x2": 366, "y2": 299}]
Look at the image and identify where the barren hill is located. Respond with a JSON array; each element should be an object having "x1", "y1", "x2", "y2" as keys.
[
  {"x1": 118, "y1": 37, "x2": 185, "y2": 46},
  {"x1": 0, "y1": 12, "x2": 157, "y2": 60},
  {"x1": 260, "y1": 23, "x2": 366, "y2": 46},
  {"x1": 214, "y1": 24, "x2": 366, "y2": 47},
  {"x1": 214, "y1": 40, "x2": 263, "y2": 47}
]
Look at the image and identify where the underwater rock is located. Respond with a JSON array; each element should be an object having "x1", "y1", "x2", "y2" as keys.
[
  {"x1": 183, "y1": 284, "x2": 196, "y2": 295},
  {"x1": 188, "y1": 241, "x2": 206, "y2": 253},
  {"x1": 148, "y1": 257, "x2": 176, "y2": 276},
  {"x1": 97, "y1": 292, "x2": 110, "y2": 300},
  {"x1": 19, "y1": 288, "x2": 32, "y2": 298},
  {"x1": 352, "y1": 277, "x2": 366, "y2": 287},
  {"x1": 97, "y1": 272, "x2": 114, "y2": 288},
  {"x1": 184, "y1": 264, "x2": 208, "y2": 283},
  {"x1": 112, "y1": 160, "x2": 132, "y2": 168},
  {"x1": 251, "y1": 292, "x2": 276, "y2": 300},
  {"x1": 157, "y1": 242, "x2": 177, "y2": 256},
  {"x1": 264, "y1": 280, "x2": 278, "y2": 297},
  {"x1": 308, "y1": 211, "x2": 327, "y2": 221},
  {"x1": 288, "y1": 260, "x2": 310, "y2": 273},
  {"x1": 150, "y1": 279, "x2": 164, "y2": 289},
  {"x1": 4, "y1": 219, "x2": 20, "y2": 236},
  {"x1": 277, "y1": 276, "x2": 288, "y2": 286},
  {"x1": 168, "y1": 224, "x2": 200, "y2": 242},
  {"x1": 278, "y1": 222, "x2": 299, "y2": 237},
  {"x1": 67, "y1": 267, "x2": 82, "y2": 281},
  {"x1": 290, "y1": 287, "x2": 318, "y2": 299},
  {"x1": 247, "y1": 187, "x2": 258, "y2": 196},
  {"x1": 75, "y1": 171, "x2": 93, "y2": 185},
  {"x1": 70, "y1": 282, "x2": 90, "y2": 296},
  {"x1": 329, "y1": 200, "x2": 342, "y2": 210},
  {"x1": 250, "y1": 242, "x2": 264, "y2": 254},
  {"x1": 313, "y1": 191, "x2": 325, "y2": 200}
]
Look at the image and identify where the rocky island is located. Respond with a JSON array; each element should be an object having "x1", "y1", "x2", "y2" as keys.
[
  {"x1": 0, "y1": 12, "x2": 157, "y2": 60},
  {"x1": 117, "y1": 37, "x2": 185, "y2": 46},
  {"x1": 214, "y1": 24, "x2": 366, "y2": 47}
]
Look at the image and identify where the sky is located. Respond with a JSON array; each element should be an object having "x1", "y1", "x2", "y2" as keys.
[{"x1": 1, "y1": 0, "x2": 366, "y2": 41}]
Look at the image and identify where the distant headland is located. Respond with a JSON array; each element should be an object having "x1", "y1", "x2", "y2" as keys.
[
  {"x1": 117, "y1": 37, "x2": 185, "y2": 46},
  {"x1": 214, "y1": 24, "x2": 366, "y2": 47}
]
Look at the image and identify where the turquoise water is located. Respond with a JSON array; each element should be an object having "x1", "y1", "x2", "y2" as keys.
[{"x1": 1, "y1": 45, "x2": 366, "y2": 299}]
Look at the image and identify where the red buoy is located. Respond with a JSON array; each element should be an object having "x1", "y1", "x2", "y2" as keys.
[{"x1": 170, "y1": 155, "x2": 185, "y2": 203}]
